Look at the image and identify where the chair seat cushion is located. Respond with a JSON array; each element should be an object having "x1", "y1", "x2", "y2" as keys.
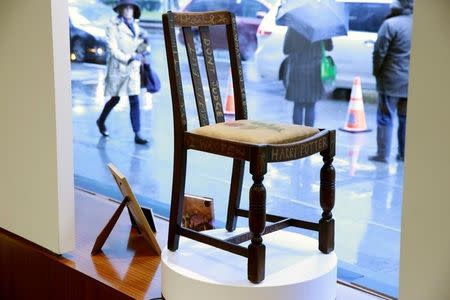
[{"x1": 192, "y1": 120, "x2": 320, "y2": 144}]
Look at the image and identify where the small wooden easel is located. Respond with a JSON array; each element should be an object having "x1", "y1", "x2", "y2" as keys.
[{"x1": 91, "y1": 163, "x2": 161, "y2": 255}]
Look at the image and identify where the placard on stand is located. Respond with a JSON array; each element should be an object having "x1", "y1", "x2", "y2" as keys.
[{"x1": 91, "y1": 163, "x2": 161, "y2": 255}]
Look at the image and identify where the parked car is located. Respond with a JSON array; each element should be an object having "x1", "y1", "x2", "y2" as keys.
[
  {"x1": 178, "y1": 0, "x2": 271, "y2": 61},
  {"x1": 100, "y1": 0, "x2": 162, "y2": 12},
  {"x1": 68, "y1": 1, "x2": 112, "y2": 64},
  {"x1": 254, "y1": 0, "x2": 392, "y2": 94}
]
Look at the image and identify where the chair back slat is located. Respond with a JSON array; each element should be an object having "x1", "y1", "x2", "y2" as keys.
[
  {"x1": 173, "y1": 11, "x2": 232, "y2": 27},
  {"x1": 183, "y1": 26, "x2": 209, "y2": 127},
  {"x1": 162, "y1": 12, "x2": 187, "y2": 131},
  {"x1": 163, "y1": 11, "x2": 248, "y2": 134},
  {"x1": 199, "y1": 26, "x2": 225, "y2": 123},
  {"x1": 226, "y1": 16, "x2": 248, "y2": 120}
]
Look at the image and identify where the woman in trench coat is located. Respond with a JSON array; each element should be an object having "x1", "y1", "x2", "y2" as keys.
[
  {"x1": 96, "y1": 0, "x2": 148, "y2": 144},
  {"x1": 283, "y1": 27, "x2": 333, "y2": 127}
]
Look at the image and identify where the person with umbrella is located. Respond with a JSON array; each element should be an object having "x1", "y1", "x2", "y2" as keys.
[
  {"x1": 96, "y1": 0, "x2": 149, "y2": 144},
  {"x1": 283, "y1": 28, "x2": 333, "y2": 126},
  {"x1": 277, "y1": 0, "x2": 348, "y2": 126},
  {"x1": 369, "y1": 0, "x2": 414, "y2": 163}
]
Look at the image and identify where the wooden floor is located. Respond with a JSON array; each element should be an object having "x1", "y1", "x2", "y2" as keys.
[
  {"x1": 68, "y1": 189, "x2": 387, "y2": 300},
  {"x1": 2, "y1": 188, "x2": 385, "y2": 299},
  {"x1": 61, "y1": 189, "x2": 168, "y2": 299}
]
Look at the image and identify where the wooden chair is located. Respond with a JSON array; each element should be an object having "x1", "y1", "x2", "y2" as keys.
[{"x1": 162, "y1": 11, "x2": 336, "y2": 284}]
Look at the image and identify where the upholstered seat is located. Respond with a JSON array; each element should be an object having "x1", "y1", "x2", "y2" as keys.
[{"x1": 192, "y1": 120, "x2": 320, "y2": 145}]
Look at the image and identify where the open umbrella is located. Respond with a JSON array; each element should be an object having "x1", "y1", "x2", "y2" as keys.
[{"x1": 276, "y1": 0, "x2": 349, "y2": 42}]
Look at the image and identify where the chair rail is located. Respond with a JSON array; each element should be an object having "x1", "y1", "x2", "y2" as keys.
[{"x1": 170, "y1": 11, "x2": 232, "y2": 27}]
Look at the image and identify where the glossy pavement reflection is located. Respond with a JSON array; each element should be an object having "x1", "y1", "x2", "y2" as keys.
[{"x1": 71, "y1": 31, "x2": 403, "y2": 298}]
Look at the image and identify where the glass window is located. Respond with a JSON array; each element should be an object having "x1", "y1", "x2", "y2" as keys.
[
  {"x1": 69, "y1": 2, "x2": 113, "y2": 27},
  {"x1": 137, "y1": 0, "x2": 162, "y2": 11},
  {"x1": 238, "y1": 0, "x2": 269, "y2": 18},
  {"x1": 348, "y1": 3, "x2": 390, "y2": 33},
  {"x1": 70, "y1": 0, "x2": 410, "y2": 298},
  {"x1": 186, "y1": 0, "x2": 231, "y2": 12},
  {"x1": 186, "y1": 0, "x2": 207, "y2": 11}
]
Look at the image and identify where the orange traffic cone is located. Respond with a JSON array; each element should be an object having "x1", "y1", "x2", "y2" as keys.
[
  {"x1": 340, "y1": 76, "x2": 371, "y2": 133},
  {"x1": 224, "y1": 68, "x2": 235, "y2": 115}
]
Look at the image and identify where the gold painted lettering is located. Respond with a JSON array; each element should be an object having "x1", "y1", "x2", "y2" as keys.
[
  {"x1": 272, "y1": 149, "x2": 278, "y2": 161},
  {"x1": 206, "y1": 53, "x2": 214, "y2": 67},
  {"x1": 279, "y1": 149, "x2": 285, "y2": 160},
  {"x1": 300, "y1": 144, "x2": 305, "y2": 156},
  {"x1": 304, "y1": 143, "x2": 309, "y2": 156}
]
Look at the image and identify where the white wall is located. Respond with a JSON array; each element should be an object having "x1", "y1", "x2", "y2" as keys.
[
  {"x1": 400, "y1": 0, "x2": 450, "y2": 299},
  {"x1": 0, "y1": 0, "x2": 74, "y2": 253}
]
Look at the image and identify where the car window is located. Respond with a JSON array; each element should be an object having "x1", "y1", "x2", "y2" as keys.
[
  {"x1": 237, "y1": 0, "x2": 269, "y2": 18},
  {"x1": 186, "y1": 0, "x2": 231, "y2": 12},
  {"x1": 347, "y1": 2, "x2": 390, "y2": 33},
  {"x1": 69, "y1": 7, "x2": 92, "y2": 27},
  {"x1": 186, "y1": 0, "x2": 207, "y2": 11}
]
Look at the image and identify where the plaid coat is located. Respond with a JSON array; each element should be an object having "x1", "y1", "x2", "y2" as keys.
[{"x1": 283, "y1": 28, "x2": 333, "y2": 103}]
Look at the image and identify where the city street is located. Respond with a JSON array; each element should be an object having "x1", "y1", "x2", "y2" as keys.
[{"x1": 72, "y1": 29, "x2": 403, "y2": 297}]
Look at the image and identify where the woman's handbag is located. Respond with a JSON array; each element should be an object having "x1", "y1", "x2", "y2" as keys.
[
  {"x1": 321, "y1": 43, "x2": 337, "y2": 86},
  {"x1": 140, "y1": 63, "x2": 161, "y2": 93}
]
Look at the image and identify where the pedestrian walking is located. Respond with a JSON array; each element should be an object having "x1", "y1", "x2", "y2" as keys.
[
  {"x1": 283, "y1": 27, "x2": 333, "y2": 127},
  {"x1": 96, "y1": 0, "x2": 149, "y2": 144},
  {"x1": 369, "y1": 0, "x2": 414, "y2": 163}
]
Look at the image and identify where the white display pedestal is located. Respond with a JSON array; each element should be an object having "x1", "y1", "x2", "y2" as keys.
[{"x1": 161, "y1": 228, "x2": 337, "y2": 300}]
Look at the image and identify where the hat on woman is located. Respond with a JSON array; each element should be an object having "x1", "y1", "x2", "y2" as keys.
[{"x1": 113, "y1": 0, "x2": 141, "y2": 19}]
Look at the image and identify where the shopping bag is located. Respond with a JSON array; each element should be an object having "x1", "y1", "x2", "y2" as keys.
[
  {"x1": 140, "y1": 63, "x2": 161, "y2": 93},
  {"x1": 321, "y1": 43, "x2": 337, "y2": 86}
]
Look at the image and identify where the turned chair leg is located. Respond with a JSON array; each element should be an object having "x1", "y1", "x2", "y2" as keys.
[
  {"x1": 247, "y1": 160, "x2": 267, "y2": 283},
  {"x1": 168, "y1": 149, "x2": 187, "y2": 251},
  {"x1": 319, "y1": 148, "x2": 336, "y2": 254},
  {"x1": 226, "y1": 159, "x2": 245, "y2": 232}
]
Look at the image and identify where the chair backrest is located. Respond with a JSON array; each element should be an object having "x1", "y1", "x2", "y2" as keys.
[{"x1": 162, "y1": 11, "x2": 248, "y2": 134}]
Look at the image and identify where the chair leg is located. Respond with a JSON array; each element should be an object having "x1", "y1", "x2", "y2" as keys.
[
  {"x1": 319, "y1": 148, "x2": 336, "y2": 254},
  {"x1": 226, "y1": 159, "x2": 245, "y2": 232},
  {"x1": 168, "y1": 148, "x2": 187, "y2": 251},
  {"x1": 248, "y1": 160, "x2": 267, "y2": 283}
]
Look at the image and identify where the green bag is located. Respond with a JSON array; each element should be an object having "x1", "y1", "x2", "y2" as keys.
[{"x1": 321, "y1": 43, "x2": 336, "y2": 85}]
